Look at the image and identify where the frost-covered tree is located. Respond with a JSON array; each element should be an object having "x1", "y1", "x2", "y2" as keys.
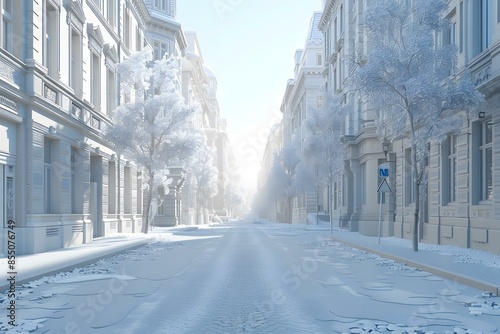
[
  {"x1": 264, "y1": 154, "x2": 288, "y2": 222},
  {"x1": 224, "y1": 182, "x2": 245, "y2": 218},
  {"x1": 268, "y1": 138, "x2": 301, "y2": 223},
  {"x1": 106, "y1": 49, "x2": 199, "y2": 233},
  {"x1": 351, "y1": 0, "x2": 483, "y2": 251},
  {"x1": 302, "y1": 94, "x2": 347, "y2": 226},
  {"x1": 185, "y1": 133, "x2": 219, "y2": 225}
]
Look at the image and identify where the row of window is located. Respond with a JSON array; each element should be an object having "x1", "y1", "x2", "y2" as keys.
[
  {"x1": 402, "y1": 119, "x2": 492, "y2": 207},
  {"x1": 0, "y1": 0, "x2": 152, "y2": 116},
  {"x1": 442, "y1": 0, "x2": 500, "y2": 58},
  {"x1": 43, "y1": 137, "x2": 142, "y2": 215},
  {"x1": 334, "y1": 118, "x2": 494, "y2": 211}
]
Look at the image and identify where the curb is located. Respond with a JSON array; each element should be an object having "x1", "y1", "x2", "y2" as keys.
[
  {"x1": 331, "y1": 236, "x2": 499, "y2": 296},
  {"x1": 1, "y1": 238, "x2": 152, "y2": 292}
]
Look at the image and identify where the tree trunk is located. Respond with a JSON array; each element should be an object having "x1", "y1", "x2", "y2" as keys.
[{"x1": 142, "y1": 177, "x2": 154, "y2": 234}]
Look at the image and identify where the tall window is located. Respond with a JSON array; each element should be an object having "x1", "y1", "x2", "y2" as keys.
[
  {"x1": 498, "y1": 0, "x2": 500, "y2": 23},
  {"x1": 333, "y1": 68, "x2": 337, "y2": 91},
  {"x1": 123, "y1": 7, "x2": 131, "y2": 49},
  {"x1": 135, "y1": 27, "x2": 142, "y2": 51},
  {"x1": 70, "y1": 29, "x2": 82, "y2": 96},
  {"x1": 356, "y1": 98, "x2": 362, "y2": 131},
  {"x1": 107, "y1": 0, "x2": 116, "y2": 28},
  {"x1": 108, "y1": 161, "x2": 116, "y2": 214},
  {"x1": 445, "y1": 134, "x2": 457, "y2": 203},
  {"x1": 479, "y1": 120, "x2": 493, "y2": 201},
  {"x1": 137, "y1": 172, "x2": 142, "y2": 214},
  {"x1": 340, "y1": 4, "x2": 344, "y2": 34},
  {"x1": 334, "y1": 18, "x2": 338, "y2": 43},
  {"x1": 44, "y1": 138, "x2": 53, "y2": 213},
  {"x1": 124, "y1": 167, "x2": 132, "y2": 214},
  {"x1": 472, "y1": 0, "x2": 492, "y2": 56},
  {"x1": 1, "y1": 0, "x2": 13, "y2": 52},
  {"x1": 342, "y1": 175, "x2": 347, "y2": 207},
  {"x1": 443, "y1": 18, "x2": 456, "y2": 46},
  {"x1": 316, "y1": 53, "x2": 323, "y2": 66},
  {"x1": 361, "y1": 163, "x2": 366, "y2": 205},
  {"x1": 91, "y1": 52, "x2": 101, "y2": 110},
  {"x1": 339, "y1": 56, "x2": 344, "y2": 89},
  {"x1": 44, "y1": 2, "x2": 59, "y2": 77},
  {"x1": 459, "y1": 1, "x2": 464, "y2": 53},
  {"x1": 106, "y1": 68, "x2": 116, "y2": 117},
  {"x1": 71, "y1": 148, "x2": 78, "y2": 213}
]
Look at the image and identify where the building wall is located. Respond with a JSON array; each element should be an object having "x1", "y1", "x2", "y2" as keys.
[
  {"x1": 317, "y1": 0, "x2": 500, "y2": 254},
  {"x1": 319, "y1": 0, "x2": 385, "y2": 233},
  {"x1": 0, "y1": 0, "x2": 146, "y2": 255},
  {"x1": 279, "y1": 12, "x2": 325, "y2": 225},
  {"x1": 180, "y1": 32, "x2": 235, "y2": 223}
]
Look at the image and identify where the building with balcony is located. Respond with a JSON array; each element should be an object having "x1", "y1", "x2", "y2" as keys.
[{"x1": 0, "y1": 0, "x2": 148, "y2": 255}]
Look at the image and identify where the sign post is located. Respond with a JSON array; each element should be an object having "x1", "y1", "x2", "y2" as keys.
[{"x1": 377, "y1": 164, "x2": 391, "y2": 244}]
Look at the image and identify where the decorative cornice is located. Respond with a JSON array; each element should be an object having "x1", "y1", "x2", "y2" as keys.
[
  {"x1": 103, "y1": 43, "x2": 119, "y2": 65},
  {"x1": 128, "y1": 0, "x2": 150, "y2": 27},
  {"x1": 87, "y1": 23, "x2": 105, "y2": 47},
  {"x1": 63, "y1": 0, "x2": 86, "y2": 28},
  {"x1": 318, "y1": 0, "x2": 337, "y2": 31}
]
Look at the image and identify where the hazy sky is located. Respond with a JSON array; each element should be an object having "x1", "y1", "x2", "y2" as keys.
[{"x1": 177, "y1": 0, "x2": 323, "y2": 194}]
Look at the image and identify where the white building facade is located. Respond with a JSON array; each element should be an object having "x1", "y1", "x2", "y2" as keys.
[
  {"x1": 0, "y1": 0, "x2": 148, "y2": 255},
  {"x1": 280, "y1": 12, "x2": 326, "y2": 224},
  {"x1": 317, "y1": 0, "x2": 500, "y2": 255},
  {"x1": 180, "y1": 32, "x2": 235, "y2": 224},
  {"x1": 320, "y1": 0, "x2": 387, "y2": 235},
  {"x1": 419, "y1": 0, "x2": 500, "y2": 254}
]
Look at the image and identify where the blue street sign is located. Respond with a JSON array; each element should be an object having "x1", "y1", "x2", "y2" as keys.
[{"x1": 378, "y1": 163, "x2": 390, "y2": 178}]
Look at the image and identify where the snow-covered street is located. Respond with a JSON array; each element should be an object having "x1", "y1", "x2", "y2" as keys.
[{"x1": 3, "y1": 220, "x2": 500, "y2": 333}]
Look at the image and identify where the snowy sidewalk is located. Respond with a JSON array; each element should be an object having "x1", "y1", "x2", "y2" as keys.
[
  {"x1": 0, "y1": 234, "x2": 153, "y2": 292},
  {"x1": 0, "y1": 224, "x2": 220, "y2": 292},
  {"x1": 327, "y1": 227, "x2": 500, "y2": 296}
]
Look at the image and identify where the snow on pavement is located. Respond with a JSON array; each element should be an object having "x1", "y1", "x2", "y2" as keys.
[{"x1": 0, "y1": 221, "x2": 499, "y2": 333}]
